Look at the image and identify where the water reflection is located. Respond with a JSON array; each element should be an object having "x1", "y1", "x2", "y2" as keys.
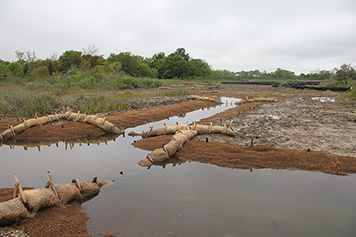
[
  {"x1": 1, "y1": 134, "x2": 120, "y2": 150},
  {"x1": 145, "y1": 157, "x2": 186, "y2": 169}
]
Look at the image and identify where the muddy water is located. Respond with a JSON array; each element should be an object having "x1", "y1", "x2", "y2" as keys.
[{"x1": 1, "y1": 97, "x2": 356, "y2": 236}]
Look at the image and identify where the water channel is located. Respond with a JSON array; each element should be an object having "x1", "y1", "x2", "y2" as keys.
[{"x1": 1, "y1": 97, "x2": 356, "y2": 236}]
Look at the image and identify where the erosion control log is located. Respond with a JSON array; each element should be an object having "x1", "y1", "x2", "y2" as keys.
[
  {"x1": 132, "y1": 122, "x2": 236, "y2": 138},
  {"x1": 139, "y1": 129, "x2": 197, "y2": 167},
  {"x1": 0, "y1": 111, "x2": 122, "y2": 142},
  {"x1": 186, "y1": 95, "x2": 220, "y2": 103},
  {"x1": 0, "y1": 174, "x2": 107, "y2": 226}
]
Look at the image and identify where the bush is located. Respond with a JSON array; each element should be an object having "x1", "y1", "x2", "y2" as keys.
[{"x1": 323, "y1": 80, "x2": 347, "y2": 88}]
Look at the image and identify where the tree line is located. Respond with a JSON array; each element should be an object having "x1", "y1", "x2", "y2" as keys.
[
  {"x1": 0, "y1": 46, "x2": 355, "y2": 86},
  {"x1": 236, "y1": 65, "x2": 356, "y2": 85},
  {"x1": 0, "y1": 47, "x2": 213, "y2": 81}
]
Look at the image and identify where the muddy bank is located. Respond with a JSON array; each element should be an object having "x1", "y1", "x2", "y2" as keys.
[
  {"x1": 178, "y1": 140, "x2": 356, "y2": 176},
  {"x1": 133, "y1": 135, "x2": 356, "y2": 176}
]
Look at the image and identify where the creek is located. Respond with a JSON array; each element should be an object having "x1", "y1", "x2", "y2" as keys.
[{"x1": 0, "y1": 97, "x2": 356, "y2": 236}]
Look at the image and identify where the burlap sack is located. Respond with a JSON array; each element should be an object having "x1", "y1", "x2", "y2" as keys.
[
  {"x1": 37, "y1": 116, "x2": 50, "y2": 125},
  {"x1": 99, "y1": 121, "x2": 115, "y2": 133},
  {"x1": 84, "y1": 115, "x2": 98, "y2": 124},
  {"x1": 13, "y1": 123, "x2": 26, "y2": 135},
  {"x1": 79, "y1": 182, "x2": 101, "y2": 197},
  {"x1": 24, "y1": 188, "x2": 60, "y2": 212},
  {"x1": 1, "y1": 129, "x2": 13, "y2": 140},
  {"x1": 0, "y1": 197, "x2": 32, "y2": 226},
  {"x1": 23, "y1": 118, "x2": 40, "y2": 128},
  {"x1": 61, "y1": 111, "x2": 72, "y2": 120},
  {"x1": 164, "y1": 140, "x2": 181, "y2": 157},
  {"x1": 55, "y1": 183, "x2": 82, "y2": 204}
]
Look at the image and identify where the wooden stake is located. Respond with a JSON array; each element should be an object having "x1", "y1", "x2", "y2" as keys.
[
  {"x1": 46, "y1": 171, "x2": 61, "y2": 202},
  {"x1": 173, "y1": 135, "x2": 183, "y2": 148},
  {"x1": 10, "y1": 125, "x2": 16, "y2": 136},
  {"x1": 147, "y1": 126, "x2": 153, "y2": 137},
  {"x1": 251, "y1": 137, "x2": 254, "y2": 147},
  {"x1": 13, "y1": 174, "x2": 28, "y2": 204},
  {"x1": 209, "y1": 122, "x2": 213, "y2": 134},
  {"x1": 72, "y1": 179, "x2": 82, "y2": 192},
  {"x1": 147, "y1": 154, "x2": 154, "y2": 164}
]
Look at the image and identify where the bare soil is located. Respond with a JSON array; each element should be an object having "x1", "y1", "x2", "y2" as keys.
[{"x1": 1, "y1": 84, "x2": 356, "y2": 236}]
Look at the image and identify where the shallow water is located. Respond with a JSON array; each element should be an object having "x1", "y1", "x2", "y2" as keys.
[
  {"x1": 312, "y1": 97, "x2": 335, "y2": 102},
  {"x1": 1, "y1": 97, "x2": 356, "y2": 236}
]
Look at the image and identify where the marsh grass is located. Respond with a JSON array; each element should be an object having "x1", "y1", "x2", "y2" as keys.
[
  {"x1": 75, "y1": 95, "x2": 131, "y2": 114},
  {"x1": 0, "y1": 91, "x2": 60, "y2": 118}
]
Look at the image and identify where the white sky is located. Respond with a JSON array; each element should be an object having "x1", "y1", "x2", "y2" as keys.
[{"x1": 0, "y1": 0, "x2": 355, "y2": 74}]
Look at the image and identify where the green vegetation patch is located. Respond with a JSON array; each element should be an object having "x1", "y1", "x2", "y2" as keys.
[
  {"x1": 0, "y1": 91, "x2": 60, "y2": 118},
  {"x1": 75, "y1": 94, "x2": 131, "y2": 114}
]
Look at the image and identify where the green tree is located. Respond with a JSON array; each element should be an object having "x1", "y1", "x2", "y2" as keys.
[
  {"x1": 335, "y1": 63, "x2": 356, "y2": 85},
  {"x1": 117, "y1": 52, "x2": 138, "y2": 76},
  {"x1": 161, "y1": 53, "x2": 188, "y2": 78},
  {"x1": 137, "y1": 62, "x2": 155, "y2": 77},
  {"x1": 111, "y1": 61, "x2": 122, "y2": 73},
  {"x1": 273, "y1": 68, "x2": 296, "y2": 79},
  {"x1": 32, "y1": 65, "x2": 50, "y2": 78},
  {"x1": 190, "y1": 59, "x2": 212, "y2": 77},
  {"x1": 107, "y1": 53, "x2": 120, "y2": 63},
  {"x1": 0, "y1": 60, "x2": 11, "y2": 81},
  {"x1": 91, "y1": 58, "x2": 114, "y2": 74},
  {"x1": 174, "y1": 48, "x2": 190, "y2": 61},
  {"x1": 9, "y1": 62, "x2": 24, "y2": 77},
  {"x1": 58, "y1": 50, "x2": 82, "y2": 72}
]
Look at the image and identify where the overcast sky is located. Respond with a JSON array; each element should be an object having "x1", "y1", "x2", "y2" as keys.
[{"x1": 1, "y1": 0, "x2": 355, "y2": 74}]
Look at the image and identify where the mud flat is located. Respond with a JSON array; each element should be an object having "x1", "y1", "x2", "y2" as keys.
[{"x1": 199, "y1": 85, "x2": 356, "y2": 158}]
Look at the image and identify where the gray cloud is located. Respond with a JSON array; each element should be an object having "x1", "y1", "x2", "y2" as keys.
[{"x1": 1, "y1": 0, "x2": 355, "y2": 74}]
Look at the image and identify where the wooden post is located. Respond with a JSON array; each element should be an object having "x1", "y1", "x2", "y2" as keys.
[
  {"x1": 46, "y1": 171, "x2": 61, "y2": 202},
  {"x1": 72, "y1": 179, "x2": 82, "y2": 192},
  {"x1": 251, "y1": 137, "x2": 254, "y2": 147},
  {"x1": 13, "y1": 174, "x2": 28, "y2": 204}
]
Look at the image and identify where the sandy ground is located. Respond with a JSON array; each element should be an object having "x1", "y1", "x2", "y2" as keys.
[{"x1": 1, "y1": 84, "x2": 356, "y2": 236}]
